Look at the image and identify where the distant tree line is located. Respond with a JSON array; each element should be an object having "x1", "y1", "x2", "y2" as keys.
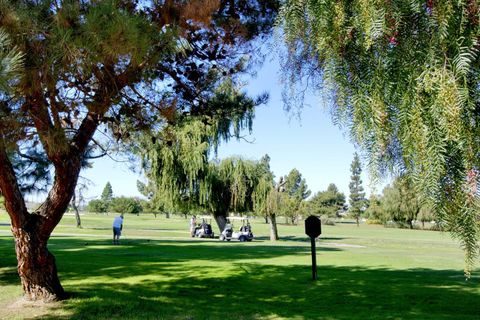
[
  {"x1": 364, "y1": 176, "x2": 438, "y2": 230},
  {"x1": 87, "y1": 182, "x2": 143, "y2": 215}
]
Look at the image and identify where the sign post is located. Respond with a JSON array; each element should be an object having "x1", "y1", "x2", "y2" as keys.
[{"x1": 305, "y1": 215, "x2": 322, "y2": 280}]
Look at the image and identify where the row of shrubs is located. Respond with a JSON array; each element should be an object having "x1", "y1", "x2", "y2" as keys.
[
  {"x1": 87, "y1": 197, "x2": 144, "y2": 214},
  {"x1": 366, "y1": 219, "x2": 445, "y2": 231}
]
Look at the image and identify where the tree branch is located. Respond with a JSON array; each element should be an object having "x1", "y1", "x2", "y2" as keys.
[{"x1": 0, "y1": 137, "x2": 28, "y2": 227}]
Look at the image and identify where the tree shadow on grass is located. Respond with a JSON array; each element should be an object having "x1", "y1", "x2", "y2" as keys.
[
  {"x1": 46, "y1": 264, "x2": 479, "y2": 320},
  {"x1": 0, "y1": 267, "x2": 19, "y2": 286},
  {"x1": 49, "y1": 237, "x2": 342, "y2": 283},
  {"x1": 0, "y1": 237, "x2": 19, "y2": 286},
  {"x1": 52, "y1": 239, "x2": 480, "y2": 319}
]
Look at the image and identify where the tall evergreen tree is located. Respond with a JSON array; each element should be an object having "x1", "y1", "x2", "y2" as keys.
[
  {"x1": 0, "y1": 1, "x2": 279, "y2": 301},
  {"x1": 101, "y1": 182, "x2": 113, "y2": 202},
  {"x1": 349, "y1": 153, "x2": 365, "y2": 226},
  {"x1": 282, "y1": 168, "x2": 310, "y2": 224},
  {"x1": 284, "y1": 168, "x2": 310, "y2": 200}
]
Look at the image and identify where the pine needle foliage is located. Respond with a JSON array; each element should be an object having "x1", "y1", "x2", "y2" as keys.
[
  {"x1": 0, "y1": 29, "x2": 23, "y2": 92},
  {"x1": 279, "y1": 0, "x2": 480, "y2": 276}
]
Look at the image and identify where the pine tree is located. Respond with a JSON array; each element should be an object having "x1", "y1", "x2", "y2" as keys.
[
  {"x1": 101, "y1": 182, "x2": 113, "y2": 202},
  {"x1": 0, "y1": 1, "x2": 279, "y2": 301},
  {"x1": 349, "y1": 153, "x2": 365, "y2": 226}
]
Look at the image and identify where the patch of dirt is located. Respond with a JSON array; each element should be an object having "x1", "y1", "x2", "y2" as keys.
[
  {"x1": 1, "y1": 297, "x2": 61, "y2": 319},
  {"x1": 322, "y1": 242, "x2": 366, "y2": 248}
]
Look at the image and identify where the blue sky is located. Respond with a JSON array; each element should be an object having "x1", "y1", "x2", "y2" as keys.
[{"x1": 75, "y1": 56, "x2": 381, "y2": 203}]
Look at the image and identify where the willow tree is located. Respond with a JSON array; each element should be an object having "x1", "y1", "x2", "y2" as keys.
[
  {"x1": 252, "y1": 155, "x2": 283, "y2": 240},
  {"x1": 211, "y1": 157, "x2": 261, "y2": 229},
  {"x1": 138, "y1": 113, "x2": 268, "y2": 231},
  {"x1": 382, "y1": 176, "x2": 422, "y2": 229},
  {"x1": 0, "y1": 0, "x2": 279, "y2": 301},
  {"x1": 280, "y1": 0, "x2": 480, "y2": 275}
]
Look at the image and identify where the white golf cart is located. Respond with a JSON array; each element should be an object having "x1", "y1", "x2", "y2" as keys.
[
  {"x1": 219, "y1": 217, "x2": 253, "y2": 242},
  {"x1": 193, "y1": 216, "x2": 215, "y2": 238}
]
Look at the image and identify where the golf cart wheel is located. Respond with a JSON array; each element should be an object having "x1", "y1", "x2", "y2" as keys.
[{"x1": 239, "y1": 235, "x2": 247, "y2": 242}]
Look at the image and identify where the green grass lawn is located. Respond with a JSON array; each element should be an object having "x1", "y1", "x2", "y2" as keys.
[{"x1": 0, "y1": 213, "x2": 479, "y2": 319}]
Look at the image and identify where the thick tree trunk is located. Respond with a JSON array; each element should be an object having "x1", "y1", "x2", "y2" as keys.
[
  {"x1": 269, "y1": 214, "x2": 279, "y2": 241},
  {"x1": 214, "y1": 214, "x2": 228, "y2": 232},
  {"x1": 12, "y1": 226, "x2": 66, "y2": 301},
  {"x1": 356, "y1": 216, "x2": 359, "y2": 227}
]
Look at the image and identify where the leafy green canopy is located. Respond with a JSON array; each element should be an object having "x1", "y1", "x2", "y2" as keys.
[
  {"x1": 279, "y1": 0, "x2": 480, "y2": 275},
  {"x1": 0, "y1": 0, "x2": 280, "y2": 301},
  {"x1": 134, "y1": 80, "x2": 266, "y2": 215},
  {"x1": 283, "y1": 168, "x2": 310, "y2": 200},
  {"x1": 139, "y1": 116, "x2": 271, "y2": 217},
  {"x1": 0, "y1": 0, "x2": 279, "y2": 193},
  {"x1": 110, "y1": 196, "x2": 142, "y2": 214},
  {"x1": 309, "y1": 183, "x2": 345, "y2": 217},
  {"x1": 382, "y1": 176, "x2": 422, "y2": 228}
]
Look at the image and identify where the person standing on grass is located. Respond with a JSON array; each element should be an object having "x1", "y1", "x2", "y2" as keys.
[
  {"x1": 190, "y1": 215, "x2": 197, "y2": 237},
  {"x1": 113, "y1": 214, "x2": 124, "y2": 245}
]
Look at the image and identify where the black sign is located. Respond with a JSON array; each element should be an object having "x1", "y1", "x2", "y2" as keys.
[
  {"x1": 305, "y1": 215, "x2": 321, "y2": 280},
  {"x1": 305, "y1": 215, "x2": 321, "y2": 238}
]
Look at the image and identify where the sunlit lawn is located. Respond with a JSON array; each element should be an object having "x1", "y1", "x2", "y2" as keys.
[{"x1": 0, "y1": 212, "x2": 479, "y2": 319}]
